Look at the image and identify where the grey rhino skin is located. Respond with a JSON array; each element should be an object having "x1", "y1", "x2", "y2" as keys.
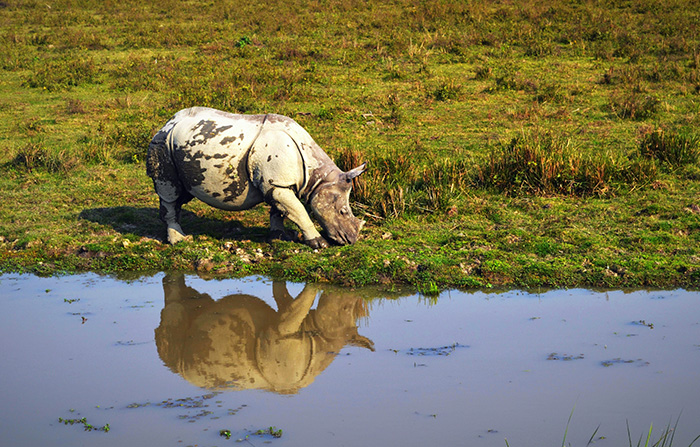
[{"x1": 147, "y1": 107, "x2": 366, "y2": 248}]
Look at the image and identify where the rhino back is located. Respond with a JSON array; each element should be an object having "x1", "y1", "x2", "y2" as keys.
[
  {"x1": 251, "y1": 114, "x2": 341, "y2": 199},
  {"x1": 168, "y1": 109, "x2": 266, "y2": 210},
  {"x1": 259, "y1": 114, "x2": 335, "y2": 171}
]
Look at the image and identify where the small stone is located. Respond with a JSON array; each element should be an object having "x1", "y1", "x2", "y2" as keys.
[{"x1": 195, "y1": 258, "x2": 215, "y2": 272}]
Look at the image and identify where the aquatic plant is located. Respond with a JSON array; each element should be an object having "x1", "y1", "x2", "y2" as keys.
[
  {"x1": 58, "y1": 415, "x2": 110, "y2": 433},
  {"x1": 234, "y1": 426, "x2": 284, "y2": 443},
  {"x1": 256, "y1": 426, "x2": 283, "y2": 438},
  {"x1": 220, "y1": 429, "x2": 232, "y2": 439}
]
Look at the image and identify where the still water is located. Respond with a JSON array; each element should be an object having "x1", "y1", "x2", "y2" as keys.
[{"x1": 1, "y1": 273, "x2": 699, "y2": 447}]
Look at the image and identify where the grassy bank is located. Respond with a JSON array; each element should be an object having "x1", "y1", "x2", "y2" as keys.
[{"x1": 1, "y1": 0, "x2": 699, "y2": 290}]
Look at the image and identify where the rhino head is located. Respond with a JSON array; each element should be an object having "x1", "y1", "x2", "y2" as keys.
[{"x1": 310, "y1": 163, "x2": 367, "y2": 245}]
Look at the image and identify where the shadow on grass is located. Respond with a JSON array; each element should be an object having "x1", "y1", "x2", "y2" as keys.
[{"x1": 78, "y1": 206, "x2": 271, "y2": 243}]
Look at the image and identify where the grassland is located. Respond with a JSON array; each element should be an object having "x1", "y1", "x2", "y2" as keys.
[{"x1": 1, "y1": 0, "x2": 699, "y2": 290}]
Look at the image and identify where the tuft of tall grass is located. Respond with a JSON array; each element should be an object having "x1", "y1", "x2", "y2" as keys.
[
  {"x1": 626, "y1": 418, "x2": 700, "y2": 447},
  {"x1": 337, "y1": 131, "x2": 664, "y2": 219},
  {"x1": 484, "y1": 63, "x2": 538, "y2": 94},
  {"x1": 474, "y1": 65, "x2": 492, "y2": 80},
  {"x1": 102, "y1": 113, "x2": 163, "y2": 164},
  {"x1": 8, "y1": 142, "x2": 78, "y2": 174},
  {"x1": 429, "y1": 78, "x2": 462, "y2": 101},
  {"x1": 384, "y1": 93, "x2": 402, "y2": 126},
  {"x1": 24, "y1": 55, "x2": 99, "y2": 92},
  {"x1": 474, "y1": 132, "x2": 657, "y2": 196},
  {"x1": 335, "y1": 146, "x2": 470, "y2": 218},
  {"x1": 608, "y1": 91, "x2": 660, "y2": 120},
  {"x1": 638, "y1": 128, "x2": 700, "y2": 168},
  {"x1": 336, "y1": 148, "x2": 415, "y2": 218},
  {"x1": 334, "y1": 147, "x2": 369, "y2": 205}
]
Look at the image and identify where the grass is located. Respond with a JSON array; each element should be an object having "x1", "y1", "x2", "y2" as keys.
[
  {"x1": 504, "y1": 413, "x2": 700, "y2": 447},
  {"x1": 623, "y1": 418, "x2": 700, "y2": 447},
  {"x1": 1, "y1": 0, "x2": 700, "y2": 290},
  {"x1": 638, "y1": 128, "x2": 700, "y2": 169},
  {"x1": 473, "y1": 131, "x2": 658, "y2": 196}
]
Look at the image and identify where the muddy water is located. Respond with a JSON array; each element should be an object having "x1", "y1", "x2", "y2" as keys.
[{"x1": 1, "y1": 273, "x2": 699, "y2": 447}]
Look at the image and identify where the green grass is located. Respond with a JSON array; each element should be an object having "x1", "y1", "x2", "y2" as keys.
[
  {"x1": 504, "y1": 411, "x2": 700, "y2": 447},
  {"x1": 1, "y1": 0, "x2": 699, "y2": 290}
]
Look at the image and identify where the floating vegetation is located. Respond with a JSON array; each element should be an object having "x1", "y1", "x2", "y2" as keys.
[
  {"x1": 114, "y1": 340, "x2": 150, "y2": 347},
  {"x1": 547, "y1": 352, "x2": 585, "y2": 361},
  {"x1": 613, "y1": 332, "x2": 640, "y2": 337},
  {"x1": 127, "y1": 393, "x2": 251, "y2": 430},
  {"x1": 155, "y1": 393, "x2": 219, "y2": 409},
  {"x1": 125, "y1": 402, "x2": 149, "y2": 409},
  {"x1": 178, "y1": 409, "x2": 213, "y2": 421},
  {"x1": 220, "y1": 429, "x2": 232, "y2": 439},
  {"x1": 58, "y1": 410, "x2": 110, "y2": 433},
  {"x1": 632, "y1": 320, "x2": 655, "y2": 329},
  {"x1": 126, "y1": 392, "x2": 249, "y2": 423},
  {"x1": 256, "y1": 426, "x2": 283, "y2": 438},
  {"x1": 392, "y1": 343, "x2": 469, "y2": 356},
  {"x1": 232, "y1": 426, "x2": 284, "y2": 443},
  {"x1": 601, "y1": 358, "x2": 650, "y2": 367}
]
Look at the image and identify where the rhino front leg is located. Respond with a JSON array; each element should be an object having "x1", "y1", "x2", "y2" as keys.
[{"x1": 268, "y1": 188, "x2": 329, "y2": 249}]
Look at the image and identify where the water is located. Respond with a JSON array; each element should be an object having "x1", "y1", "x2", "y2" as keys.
[{"x1": 1, "y1": 273, "x2": 699, "y2": 447}]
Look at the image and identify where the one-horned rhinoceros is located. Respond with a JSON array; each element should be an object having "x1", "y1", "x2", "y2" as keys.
[{"x1": 146, "y1": 107, "x2": 367, "y2": 248}]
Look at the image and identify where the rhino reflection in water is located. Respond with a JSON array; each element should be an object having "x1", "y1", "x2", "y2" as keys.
[{"x1": 155, "y1": 274, "x2": 374, "y2": 394}]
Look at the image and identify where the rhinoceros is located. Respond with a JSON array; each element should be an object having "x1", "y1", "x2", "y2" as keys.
[
  {"x1": 155, "y1": 273, "x2": 374, "y2": 394},
  {"x1": 146, "y1": 107, "x2": 366, "y2": 248}
]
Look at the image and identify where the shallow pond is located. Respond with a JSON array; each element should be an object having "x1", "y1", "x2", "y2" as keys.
[{"x1": 1, "y1": 273, "x2": 699, "y2": 447}]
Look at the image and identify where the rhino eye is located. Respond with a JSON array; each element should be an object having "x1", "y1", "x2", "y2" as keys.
[{"x1": 339, "y1": 206, "x2": 349, "y2": 215}]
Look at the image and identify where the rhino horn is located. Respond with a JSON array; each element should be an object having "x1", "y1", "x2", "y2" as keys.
[{"x1": 344, "y1": 162, "x2": 367, "y2": 182}]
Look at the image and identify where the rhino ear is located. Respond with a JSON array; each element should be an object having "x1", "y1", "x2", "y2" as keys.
[{"x1": 345, "y1": 162, "x2": 367, "y2": 182}]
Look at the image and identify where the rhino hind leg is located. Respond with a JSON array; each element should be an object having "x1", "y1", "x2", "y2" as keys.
[
  {"x1": 148, "y1": 132, "x2": 193, "y2": 244},
  {"x1": 161, "y1": 200, "x2": 187, "y2": 244},
  {"x1": 268, "y1": 188, "x2": 329, "y2": 249},
  {"x1": 154, "y1": 179, "x2": 193, "y2": 244}
]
